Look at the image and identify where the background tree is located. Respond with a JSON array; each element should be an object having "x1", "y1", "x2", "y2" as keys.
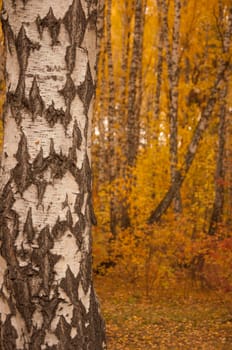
[{"x1": 0, "y1": 0, "x2": 106, "y2": 348}]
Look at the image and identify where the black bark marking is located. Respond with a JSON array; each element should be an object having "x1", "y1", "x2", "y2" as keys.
[
  {"x1": 33, "y1": 147, "x2": 44, "y2": 170},
  {"x1": 79, "y1": 252, "x2": 92, "y2": 294},
  {"x1": 59, "y1": 74, "x2": 76, "y2": 105},
  {"x1": 74, "y1": 193, "x2": 83, "y2": 216},
  {"x1": 23, "y1": 207, "x2": 35, "y2": 243},
  {"x1": 62, "y1": 194, "x2": 69, "y2": 209},
  {"x1": 73, "y1": 120, "x2": 82, "y2": 150},
  {"x1": 40, "y1": 295, "x2": 60, "y2": 329},
  {"x1": 63, "y1": 0, "x2": 87, "y2": 46},
  {"x1": 65, "y1": 44, "x2": 76, "y2": 73},
  {"x1": 30, "y1": 329, "x2": 45, "y2": 350},
  {"x1": 31, "y1": 226, "x2": 59, "y2": 297},
  {"x1": 0, "y1": 182, "x2": 15, "y2": 217},
  {"x1": 29, "y1": 76, "x2": 44, "y2": 118},
  {"x1": 13, "y1": 132, "x2": 32, "y2": 193},
  {"x1": 15, "y1": 25, "x2": 40, "y2": 102},
  {"x1": 66, "y1": 208, "x2": 73, "y2": 227},
  {"x1": 82, "y1": 153, "x2": 92, "y2": 192},
  {"x1": 60, "y1": 267, "x2": 78, "y2": 305},
  {"x1": 2, "y1": 315, "x2": 17, "y2": 349},
  {"x1": 12, "y1": 277, "x2": 36, "y2": 331},
  {"x1": 45, "y1": 101, "x2": 66, "y2": 127},
  {"x1": 49, "y1": 152, "x2": 68, "y2": 180},
  {"x1": 52, "y1": 216, "x2": 69, "y2": 239},
  {"x1": 55, "y1": 316, "x2": 72, "y2": 349},
  {"x1": 1, "y1": 16, "x2": 15, "y2": 55},
  {"x1": 87, "y1": 193, "x2": 97, "y2": 225},
  {"x1": 49, "y1": 138, "x2": 56, "y2": 156},
  {"x1": 35, "y1": 178, "x2": 47, "y2": 208},
  {"x1": 59, "y1": 74, "x2": 76, "y2": 128},
  {"x1": 89, "y1": 287, "x2": 106, "y2": 350},
  {"x1": 77, "y1": 63, "x2": 94, "y2": 114},
  {"x1": 36, "y1": 8, "x2": 61, "y2": 46}
]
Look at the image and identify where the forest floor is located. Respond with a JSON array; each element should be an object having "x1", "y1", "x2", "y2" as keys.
[{"x1": 94, "y1": 275, "x2": 232, "y2": 350}]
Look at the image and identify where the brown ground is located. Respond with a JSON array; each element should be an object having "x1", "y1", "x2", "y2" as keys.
[{"x1": 94, "y1": 275, "x2": 232, "y2": 350}]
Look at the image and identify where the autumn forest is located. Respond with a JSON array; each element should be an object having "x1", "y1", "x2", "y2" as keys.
[
  {"x1": 92, "y1": 0, "x2": 232, "y2": 347},
  {"x1": 0, "y1": 0, "x2": 232, "y2": 348}
]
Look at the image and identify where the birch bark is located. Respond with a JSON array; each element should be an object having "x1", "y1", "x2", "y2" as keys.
[{"x1": 0, "y1": 0, "x2": 106, "y2": 349}]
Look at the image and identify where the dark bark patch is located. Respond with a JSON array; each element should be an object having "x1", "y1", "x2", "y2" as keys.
[
  {"x1": 30, "y1": 329, "x2": 45, "y2": 350},
  {"x1": 55, "y1": 315, "x2": 72, "y2": 349},
  {"x1": 65, "y1": 44, "x2": 76, "y2": 73},
  {"x1": 12, "y1": 132, "x2": 32, "y2": 193},
  {"x1": 66, "y1": 208, "x2": 73, "y2": 227},
  {"x1": 62, "y1": 193, "x2": 69, "y2": 209},
  {"x1": 89, "y1": 287, "x2": 106, "y2": 350},
  {"x1": 1, "y1": 16, "x2": 15, "y2": 55},
  {"x1": 77, "y1": 63, "x2": 94, "y2": 114},
  {"x1": 7, "y1": 92, "x2": 23, "y2": 125},
  {"x1": 13, "y1": 278, "x2": 35, "y2": 331},
  {"x1": 40, "y1": 296, "x2": 60, "y2": 328},
  {"x1": 36, "y1": 8, "x2": 61, "y2": 46},
  {"x1": 34, "y1": 178, "x2": 47, "y2": 208},
  {"x1": 49, "y1": 138, "x2": 56, "y2": 156},
  {"x1": 45, "y1": 101, "x2": 65, "y2": 127},
  {"x1": 52, "y1": 217, "x2": 69, "y2": 239},
  {"x1": 87, "y1": 194, "x2": 97, "y2": 225},
  {"x1": 33, "y1": 147, "x2": 44, "y2": 170},
  {"x1": 60, "y1": 266, "x2": 78, "y2": 304},
  {"x1": 74, "y1": 193, "x2": 83, "y2": 216},
  {"x1": 73, "y1": 120, "x2": 82, "y2": 150},
  {"x1": 63, "y1": 0, "x2": 87, "y2": 46},
  {"x1": 15, "y1": 25, "x2": 40, "y2": 101},
  {"x1": 2, "y1": 315, "x2": 17, "y2": 349},
  {"x1": 38, "y1": 225, "x2": 54, "y2": 254},
  {"x1": 23, "y1": 207, "x2": 35, "y2": 243},
  {"x1": 49, "y1": 153, "x2": 68, "y2": 179},
  {"x1": 0, "y1": 182, "x2": 15, "y2": 215},
  {"x1": 59, "y1": 74, "x2": 76, "y2": 105},
  {"x1": 79, "y1": 253, "x2": 91, "y2": 294},
  {"x1": 29, "y1": 76, "x2": 44, "y2": 118}
]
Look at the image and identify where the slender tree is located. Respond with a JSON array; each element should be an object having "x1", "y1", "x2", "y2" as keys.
[{"x1": 0, "y1": 1, "x2": 106, "y2": 348}]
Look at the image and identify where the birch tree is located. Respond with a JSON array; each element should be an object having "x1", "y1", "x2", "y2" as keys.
[{"x1": 0, "y1": 0, "x2": 106, "y2": 349}]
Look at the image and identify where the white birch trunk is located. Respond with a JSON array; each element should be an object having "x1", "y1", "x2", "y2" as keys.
[{"x1": 0, "y1": 0, "x2": 106, "y2": 349}]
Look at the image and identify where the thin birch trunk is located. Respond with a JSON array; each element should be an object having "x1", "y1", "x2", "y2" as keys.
[
  {"x1": 154, "y1": 0, "x2": 164, "y2": 120},
  {"x1": 126, "y1": 0, "x2": 144, "y2": 167},
  {"x1": 105, "y1": 0, "x2": 117, "y2": 236},
  {"x1": 161, "y1": 0, "x2": 182, "y2": 213}
]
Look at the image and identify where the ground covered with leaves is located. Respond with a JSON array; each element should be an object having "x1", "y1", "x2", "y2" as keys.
[{"x1": 94, "y1": 275, "x2": 232, "y2": 349}]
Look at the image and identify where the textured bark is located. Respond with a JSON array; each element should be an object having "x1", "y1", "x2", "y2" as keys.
[
  {"x1": 148, "y1": 59, "x2": 229, "y2": 224},
  {"x1": 0, "y1": 1, "x2": 106, "y2": 349}
]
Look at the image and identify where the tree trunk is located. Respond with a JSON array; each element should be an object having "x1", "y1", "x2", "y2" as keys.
[
  {"x1": 126, "y1": 0, "x2": 144, "y2": 167},
  {"x1": 0, "y1": 1, "x2": 106, "y2": 349},
  {"x1": 161, "y1": 0, "x2": 182, "y2": 213}
]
